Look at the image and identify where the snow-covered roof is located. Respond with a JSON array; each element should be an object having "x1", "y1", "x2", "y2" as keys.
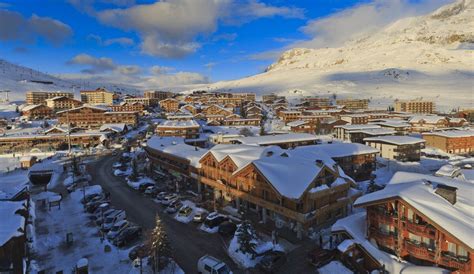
[
  {"x1": 0, "y1": 173, "x2": 29, "y2": 200},
  {"x1": 357, "y1": 128, "x2": 396, "y2": 136},
  {"x1": 56, "y1": 104, "x2": 108, "y2": 114},
  {"x1": 146, "y1": 136, "x2": 208, "y2": 167},
  {"x1": 156, "y1": 119, "x2": 200, "y2": 128},
  {"x1": 335, "y1": 124, "x2": 381, "y2": 131},
  {"x1": 287, "y1": 120, "x2": 308, "y2": 127},
  {"x1": 99, "y1": 123, "x2": 127, "y2": 133},
  {"x1": 293, "y1": 143, "x2": 379, "y2": 158},
  {"x1": 354, "y1": 172, "x2": 474, "y2": 249},
  {"x1": 435, "y1": 164, "x2": 462, "y2": 178},
  {"x1": 22, "y1": 104, "x2": 45, "y2": 111},
  {"x1": 0, "y1": 201, "x2": 26, "y2": 246},
  {"x1": 234, "y1": 133, "x2": 319, "y2": 146},
  {"x1": 332, "y1": 212, "x2": 448, "y2": 274},
  {"x1": 371, "y1": 121, "x2": 411, "y2": 128},
  {"x1": 422, "y1": 129, "x2": 474, "y2": 138},
  {"x1": 364, "y1": 135, "x2": 425, "y2": 145},
  {"x1": 409, "y1": 115, "x2": 447, "y2": 124}
]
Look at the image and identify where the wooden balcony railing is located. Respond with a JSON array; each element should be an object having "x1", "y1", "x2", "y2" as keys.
[
  {"x1": 440, "y1": 253, "x2": 471, "y2": 273},
  {"x1": 404, "y1": 240, "x2": 435, "y2": 262},
  {"x1": 370, "y1": 227, "x2": 397, "y2": 248}
]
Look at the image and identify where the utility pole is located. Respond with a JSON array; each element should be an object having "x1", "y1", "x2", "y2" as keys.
[{"x1": 66, "y1": 110, "x2": 71, "y2": 155}]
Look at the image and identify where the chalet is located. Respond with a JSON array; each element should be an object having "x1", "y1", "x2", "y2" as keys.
[
  {"x1": 447, "y1": 117, "x2": 469, "y2": 127},
  {"x1": 340, "y1": 114, "x2": 369, "y2": 125},
  {"x1": 221, "y1": 118, "x2": 260, "y2": 126},
  {"x1": 21, "y1": 104, "x2": 53, "y2": 120},
  {"x1": 352, "y1": 172, "x2": 474, "y2": 274},
  {"x1": 408, "y1": 116, "x2": 449, "y2": 132},
  {"x1": 109, "y1": 102, "x2": 145, "y2": 114},
  {"x1": 155, "y1": 119, "x2": 200, "y2": 139},
  {"x1": 364, "y1": 135, "x2": 426, "y2": 162},
  {"x1": 57, "y1": 105, "x2": 138, "y2": 128},
  {"x1": 159, "y1": 98, "x2": 179, "y2": 113},
  {"x1": 45, "y1": 96, "x2": 83, "y2": 112},
  {"x1": 287, "y1": 120, "x2": 317, "y2": 134},
  {"x1": 279, "y1": 110, "x2": 302, "y2": 124},
  {"x1": 334, "y1": 124, "x2": 395, "y2": 144}
]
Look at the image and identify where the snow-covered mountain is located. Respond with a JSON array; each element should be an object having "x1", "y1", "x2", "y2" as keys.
[
  {"x1": 0, "y1": 59, "x2": 141, "y2": 101},
  {"x1": 185, "y1": 0, "x2": 474, "y2": 111}
]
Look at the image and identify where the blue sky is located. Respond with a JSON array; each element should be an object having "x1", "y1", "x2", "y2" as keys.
[{"x1": 0, "y1": 0, "x2": 450, "y2": 88}]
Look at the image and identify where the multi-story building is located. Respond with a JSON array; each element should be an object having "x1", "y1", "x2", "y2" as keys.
[
  {"x1": 221, "y1": 118, "x2": 260, "y2": 126},
  {"x1": 262, "y1": 93, "x2": 285, "y2": 104},
  {"x1": 26, "y1": 91, "x2": 74, "y2": 105},
  {"x1": 57, "y1": 105, "x2": 138, "y2": 128},
  {"x1": 371, "y1": 120, "x2": 411, "y2": 135},
  {"x1": 353, "y1": 172, "x2": 473, "y2": 274},
  {"x1": 394, "y1": 100, "x2": 435, "y2": 114},
  {"x1": 334, "y1": 124, "x2": 395, "y2": 144},
  {"x1": 408, "y1": 116, "x2": 449, "y2": 132},
  {"x1": 155, "y1": 120, "x2": 200, "y2": 139},
  {"x1": 159, "y1": 98, "x2": 179, "y2": 113},
  {"x1": 45, "y1": 96, "x2": 83, "y2": 112},
  {"x1": 301, "y1": 96, "x2": 331, "y2": 108},
  {"x1": 422, "y1": 130, "x2": 474, "y2": 154},
  {"x1": 0, "y1": 131, "x2": 107, "y2": 153},
  {"x1": 364, "y1": 136, "x2": 426, "y2": 162},
  {"x1": 336, "y1": 99, "x2": 369, "y2": 110},
  {"x1": 144, "y1": 90, "x2": 173, "y2": 101},
  {"x1": 287, "y1": 120, "x2": 317, "y2": 134},
  {"x1": 109, "y1": 102, "x2": 145, "y2": 114},
  {"x1": 201, "y1": 104, "x2": 233, "y2": 117},
  {"x1": 20, "y1": 104, "x2": 53, "y2": 120},
  {"x1": 340, "y1": 114, "x2": 369, "y2": 125},
  {"x1": 80, "y1": 88, "x2": 114, "y2": 105},
  {"x1": 279, "y1": 110, "x2": 302, "y2": 124}
]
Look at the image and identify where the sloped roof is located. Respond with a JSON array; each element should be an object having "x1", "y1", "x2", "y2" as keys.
[
  {"x1": 364, "y1": 135, "x2": 425, "y2": 145},
  {"x1": 355, "y1": 172, "x2": 474, "y2": 249}
]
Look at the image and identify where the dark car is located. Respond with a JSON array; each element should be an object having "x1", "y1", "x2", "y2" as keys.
[
  {"x1": 204, "y1": 213, "x2": 228, "y2": 229},
  {"x1": 218, "y1": 221, "x2": 237, "y2": 237},
  {"x1": 113, "y1": 226, "x2": 142, "y2": 247},
  {"x1": 257, "y1": 251, "x2": 287, "y2": 273},
  {"x1": 306, "y1": 248, "x2": 335, "y2": 267},
  {"x1": 128, "y1": 244, "x2": 146, "y2": 261}
]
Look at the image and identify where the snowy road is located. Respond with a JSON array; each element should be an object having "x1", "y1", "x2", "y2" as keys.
[{"x1": 87, "y1": 155, "x2": 242, "y2": 274}]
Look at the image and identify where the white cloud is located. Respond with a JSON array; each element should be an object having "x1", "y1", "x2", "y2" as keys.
[
  {"x1": 0, "y1": 10, "x2": 72, "y2": 44},
  {"x1": 116, "y1": 65, "x2": 141, "y2": 75},
  {"x1": 150, "y1": 65, "x2": 174, "y2": 75},
  {"x1": 73, "y1": 0, "x2": 305, "y2": 58},
  {"x1": 212, "y1": 32, "x2": 237, "y2": 42},
  {"x1": 87, "y1": 34, "x2": 134, "y2": 46},
  {"x1": 204, "y1": 62, "x2": 217, "y2": 69},
  {"x1": 67, "y1": 53, "x2": 116, "y2": 73}
]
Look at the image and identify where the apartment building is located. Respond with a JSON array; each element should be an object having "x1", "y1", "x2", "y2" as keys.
[
  {"x1": 334, "y1": 124, "x2": 395, "y2": 144},
  {"x1": 221, "y1": 118, "x2": 260, "y2": 126},
  {"x1": 109, "y1": 102, "x2": 145, "y2": 114},
  {"x1": 155, "y1": 119, "x2": 200, "y2": 139},
  {"x1": 56, "y1": 105, "x2": 138, "y2": 128},
  {"x1": 144, "y1": 90, "x2": 173, "y2": 101},
  {"x1": 232, "y1": 133, "x2": 319, "y2": 149},
  {"x1": 340, "y1": 114, "x2": 369, "y2": 125},
  {"x1": 422, "y1": 130, "x2": 474, "y2": 154},
  {"x1": 80, "y1": 88, "x2": 114, "y2": 105},
  {"x1": 21, "y1": 104, "x2": 53, "y2": 120},
  {"x1": 262, "y1": 93, "x2": 286, "y2": 104},
  {"x1": 353, "y1": 172, "x2": 473, "y2": 274},
  {"x1": 394, "y1": 100, "x2": 435, "y2": 114},
  {"x1": 336, "y1": 99, "x2": 369, "y2": 110},
  {"x1": 159, "y1": 98, "x2": 180, "y2": 113},
  {"x1": 26, "y1": 91, "x2": 74, "y2": 105},
  {"x1": 279, "y1": 110, "x2": 302, "y2": 124},
  {"x1": 364, "y1": 136, "x2": 426, "y2": 162},
  {"x1": 301, "y1": 97, "x2": 331, "y2": 108},
  {"x1": 45, "y1": 96, "x2": 83, "y2": 112}
]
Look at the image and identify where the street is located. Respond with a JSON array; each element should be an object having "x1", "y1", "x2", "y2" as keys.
[{"x1": 87, "y1": 154, "x2": 242, "y2": 273}]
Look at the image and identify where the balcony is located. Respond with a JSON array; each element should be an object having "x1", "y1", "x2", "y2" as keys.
[
  {"x1": 404, "y1": 240, "x2": 436, "y2": 261},
  {"x1": 370, "y1": 227, "x2": 397, "y2": 247},
  {"x1": 440, "y1": 253, "x2": 471, "y2": 273},
  {"x1": 405, "y1": 221, "x2": 437, "y2": 237},
  {"x1": 368, "y1": 211, "x2": 397, "y2": 226}
]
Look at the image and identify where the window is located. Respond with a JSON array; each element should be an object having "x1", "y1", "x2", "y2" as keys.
[
  {"x1": 408, "y1": 233, "x2": 421, "y2": 244},
  {"x1": 204, "y1": 265, "x2": 212, "y2": 272},
  {"x1": 447, "y1": 241, "x2": 457, "y2": 255},
  {"x1": 458, "y1": 245, "x2": 468, "y2": 258},
  {"x1": 407, "y1": 208, "x2": 414, "y2": 222},
  {"x1": 422, "y1": 237, "x2": 435, "y2": 249}
]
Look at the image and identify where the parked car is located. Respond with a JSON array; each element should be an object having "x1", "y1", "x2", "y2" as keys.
[
  {"x1": 197, "y1": 255, "x2": 231, "y2": 274},
  {"x1": 94, "y1": 208, "x2": 117, "y2": 223},
  {"x1": 161, "y1": 194, "x2": 179, "y2": 205},
  {"x1": 165, "y1": 201, "x2": 183, "y2": 214},
  {"x1": 101, "y1": 210, "x2": 126, "y2": 232},
  {"x1": 193, "y1": 210, "x2": 208, "y2": 223},
  {"x1": 90, "y1": 203, "x2": 110, "y2": 219},
  {"x1": 218, "y1": 221, "x2": 237, "y2": 237},
  {"x1": 138, "y1": 182, "x2": 155, "y2": 192},
  {"x1": 155, "y1": 192, "x2": 169, "y2": 202},
  {"x1": 81, "y1": 193, "x2": 103, "y2": 204},
  {"x1": 86, "y1": 200, "x2": 109, "y2": 213},
  {"x1": 106, "y1": 220, "x2": 130, "y2": 240},
  {"x1": 113, "y1": 226, "x2": 142, "y2": 247},
  {"x1": 204, "y1": 212, "x2": 228, "y2": 229},
  {"x1": 128, "y1": 244, "x2": 146, "y2": 261},
  {"x1": 178, "y1": 206, "x2": 193, "y2": 217},
  {"x1": 306, "y1": 248, "x2": 335, "y2": 267},
  {"x1": 144, "y1": 186, "x2": 159, "y2": 196},
  {"x1": 256, "y1": 251, "x2": 287, "y2": 273}
]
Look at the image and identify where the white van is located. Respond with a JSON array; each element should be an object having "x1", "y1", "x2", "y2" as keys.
[
  {"x1": 101, "y1": 210, "x2": 126, "y2": 232},
  {"x1": 197, "y1": 255, "x2": 232, "y2": 274}
]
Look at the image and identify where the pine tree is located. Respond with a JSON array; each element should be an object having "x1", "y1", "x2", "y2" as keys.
[
  {"x1": 236, "y1": 221, "x2": 258, "y2": 259},
  {"x1": 129, "y1": 157, "x2": 139, "y2": 181},
  {"x1": 149, "y1": 216, "x2": 172, "y2": 271}
]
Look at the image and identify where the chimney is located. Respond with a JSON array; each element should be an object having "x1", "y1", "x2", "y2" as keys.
[
  {"x1": 315, "y1": 159, "x2": 324, "y2": 167},
  {"x1": 435, "y1": 184, "x2": 457, "y2": 205},
  {"x1": 266, "y1": 151, "x2": 274, "y2": 157}
]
